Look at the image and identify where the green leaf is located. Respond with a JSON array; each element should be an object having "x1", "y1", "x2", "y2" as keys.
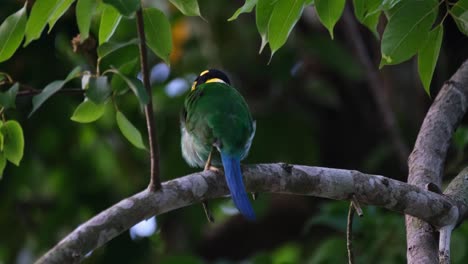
[
  {"x1": 353, "y1": 0, "x2": 381, "y2": 37},
  {"x1": 99, "y1": 4, "x2": 122, "y2": 45},
  {"x1": 256, "y1": 0, "x2": 277, "y2": 53},
  {"x1": 315, "y1": 0, "x2": 346, "y2": 39},
  {"x1": 116, "y1": 111, "x2": 146, "y2": 149},
  {"x1": 97, "y1": 39, "x2": 139, "y2": 59},
  {"x1": 418, "y1": 25, "x2": 443, "y2": 96},
  {"x1": 0, "y1": 83, "x2": 19, "y2": 109},
  {"x1": 71, "y1": 99, "x2": 106, "y2": 123},
  {"x1": 228, "y1": 0, "x2": 257, "y2": 21},
  {"x1": 86, "y1": 76, "x2": 111, "y2": 104},
  {"x1": 1, "y1": 120, "x2": 24, "y2": 166},
  {"x1": 169, "y1": 0, "x2": 202, "y2": 17},
  {"x1": 267, "y1": 0, "x2": 305, "y2": 57},
  {"x1": 110, "y1": 58, "x2": 138, "y2": 94},
  {"x1": 76, "y1": 0, "x2": 97, "y2": 42},
  {"x1": 0, "y1": 154, "x2": 6, "y2": 180},
  {"x1": 380, "y1": 0, "x2": 438, "y2": 67},
  {"x1": 0, "y1": 3, "x2": 27, "y2": 63},
  {"x1": 24, "y1": 0, "x2": 61, "y2": 46},
  {"x1": 30, "y1": 67, "x2": 82, "y2": 117},
  {"x1": 48, "y1": 0, "x2": 76, "y2": 32},
  {"x1": 103, "y1": 0, "x2": 140, "y2": 17},
  {"x1": 451, "y1": 0, "x2": 468, "y2": 34},
  {"x1": 108, "y1": 68, "x2": 149, "y2": 105},
  {"x1": 143, "y1": 8, "x2": 172, "y2": 64}
]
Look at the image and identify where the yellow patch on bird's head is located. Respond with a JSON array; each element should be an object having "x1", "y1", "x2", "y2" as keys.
[{"x1": 191, "y1": 69, "x2": 231, "y2": 91}]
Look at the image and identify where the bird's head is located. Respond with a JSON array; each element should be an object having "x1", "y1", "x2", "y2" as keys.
[{"x1": 191, "y1": 69, "x2": 231, "y2": 91}]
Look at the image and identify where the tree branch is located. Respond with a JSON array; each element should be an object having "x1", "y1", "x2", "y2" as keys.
[
  {"x1": 35, "y1": 163, "x2": 464, "y2": 264},
  {"x1": 342, "y1": 6, "x2": 410, "y2": 170},
  {"x1": 136, "y1": 7, "x2": 161, "y2": 191},
  {"x1": 406, "y1": 59, "x2": 468, "y2": 264}
]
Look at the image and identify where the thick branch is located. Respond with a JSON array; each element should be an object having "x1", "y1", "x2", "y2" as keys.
[
  {"x1": 136, "y1": 7, "x2": 161, "y2": 191},
  {"x1": 406, "y1": 59, "x2": 468, "y2": 264},
  {"x1": 35, "y1": 163, "x2": 461, "y2": 264}
]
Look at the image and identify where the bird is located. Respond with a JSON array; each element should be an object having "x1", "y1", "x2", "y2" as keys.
[{"x1": 180, "y1": 69, "x2": 256, "y2": 221}]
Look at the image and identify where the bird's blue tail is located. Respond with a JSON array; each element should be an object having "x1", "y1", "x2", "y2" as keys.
[{"x1": 221, "y1": 153, "x2": 255, "y2": 221}]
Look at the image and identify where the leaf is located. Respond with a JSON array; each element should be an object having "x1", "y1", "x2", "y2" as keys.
[
  {"x1": 71, "y1": 99, "x2": 106, "y2": 123},
  {"x1": 380, "y1": 0, "x2": 438, "y2": 67},
  {"x1": 0, "y1": 154, "x2": 6, "y2": 180},
  {"x1": 24, "y1": 0, "x2": 61, "y2": 46},
  {"x1": 97, "y1": 39, "x2": 139, "y2": 59},
  {"x1": 450, "y1": 0, "x2": 468, "y2": 35},
  {"x1": 99, "y1": 4, "x2": 122, "y2": 45},
  {"x1": 353, "y1": 0, "x2": 381, "y2": 37},
  {"x1": 0, "y1": 83, "x2": 19, "y2": 109},
  {"x1": 76, "y1": 0, "x2": 97, "y2": 42},
  {"x1": 108, "y1": 68, "x2": 148, "y2": 105},
  {"x1": 30, "y1": 67, "x2": 82, "y2": 117},
  {"x1": 169, "y1": 0, "x2": 202, "y2": 17},
  {"x1": 267, "y1": 0, "x2": 305, "y2": 57},
  {"x1": 48, "y1": 0, "x2": 76, "y2": 32},
  {"x1": 228, "y1": 0, "x2": 257, "y2": 21},
  {"x1": 86, "y1": 76, "x2": 111, "y2": 104},
  {"x1": 143, "y1": 8, "x2": 172, "y2": 64},
  {"x1": 418, "y1": 25, "x2": 443, "y2": 96},
  {"x1": 315, "y1": 0, "x2": 346, "y2": 39},
  {"x1": 1, "y1": 120, "x2": 24, "y2": 166},
  {"x1": 256, "y1": 0, "x2": 277, "y2": 53},
  {"x1": 0, "y1": 3, "x2": 27, "y2": 63},
  {"x1": 103, "y1": 0, "x2": 140, "y2": 17},
  {"x1": 116, "y1": 111, "x2": 146, "y2": 149},
  {"x1": 110, "y1": 58, "x2": 139, "y2": 94}
]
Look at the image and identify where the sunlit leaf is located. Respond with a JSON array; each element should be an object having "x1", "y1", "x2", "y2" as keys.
[
  {"x1": 116, "y1": 111, "x2": 146, "y2": 149},
  {"x1": 0, "y1": 3, "x2": 27, "y2": 63},
  {"x1": 24, "y1": 0, "x2": 61, "y2": 46},
  {"x1": 108, "y1": 68, "x2": 148, "y2": 105},
  {"x1": 143, "y1": 8, "x2": 172, "y2": 64},
  {"x1": 97, "y1": 39, "x2": 139, "y2": 59},
  {"x1": 228, "y1": 0, "x2": 257, "y2": 21},
  {"x1": 103, "y1": 0, "x2": 140, "y2": 17},
  {"x1": 0, "y1": 83, "x2": 19, "y2": 109},
  {"x1": 86, "y1": 76, "x2": 111, "y2": 104},
  {"x1": 1, "y1": 120, "x2": 24, "y2": 166},
  {"x1": 267, "y1": 0, "x2": 304, "y2": 58},
  {"x1": 76, "y1": 0, "x2": 97, "y2": 42},
  {"x1": 48, "y1": 0, "x2": 76, "y2": 32},
  {"x1": 353, "y1": 0, "x2": 381, "y2": 37},
  {"x1": 99, "y1": 4, "x2": 122, "y2": 45},
  {"x1": 418, "y1": 25, "x2": 443, "y2": 96},
  {"x1": 380, "y1": 0, "x2": 438, "y2": 67},
  {"x1": 315, "y1": 0, "x2": 346, "y2": 39},
  {"x1": 30, "y1": 67, "x2": 82, "y2": 117},
  {"x1": 169, "y1": 0, "x2": 202, "y2": 17},
  {"x1": 256, "y1": 0, "x2": 277, "y2": 53},
  {"x1": 71, "y1": 100, "x2": 106, "y2": 123}
]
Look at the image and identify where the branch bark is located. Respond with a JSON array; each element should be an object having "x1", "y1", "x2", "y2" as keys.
[
  {"x1": 35, "y1": 163, "x2": 464, "y2": 264},
  {"x1": 406, "y1": 59, "x2": 468, "y2": 264}
]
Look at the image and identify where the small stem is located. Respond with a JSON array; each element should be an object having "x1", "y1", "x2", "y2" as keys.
[
  {"x1": 136, "y1": 7, "x2": 161, "y2": 191},
  {"x1": 347, "y1": 202, "x2": 355, "y2": 264}
]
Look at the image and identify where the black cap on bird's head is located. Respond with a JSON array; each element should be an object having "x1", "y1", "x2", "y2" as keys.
[{"x1": 191, "y1": 69, "x2": 231, "y2": 91}]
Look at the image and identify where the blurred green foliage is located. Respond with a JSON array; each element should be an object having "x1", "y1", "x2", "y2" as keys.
[{"x1": 0, "y1": 0, "x2": 468, "y2": 263}]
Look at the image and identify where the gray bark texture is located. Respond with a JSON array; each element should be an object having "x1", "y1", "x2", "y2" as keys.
[
  {"x1": 36, "y1": 163, "x2": 467, "y2": 264},
  {"x1": 406, "y1": 59, "x2": 468, "y2": 264}
]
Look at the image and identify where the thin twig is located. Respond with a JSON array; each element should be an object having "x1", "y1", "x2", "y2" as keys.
[
  {"x1": 351, "y1": 194, "x2": 363, "y2": 217},
  {"x1": 16, "y1": 85, "x2": 84, "y2": 97},
  {"x1": 136, "y1": 7, "x2": 161, "y2": 191},
  {"x1": 347, "y1": 202, "x2": 355, "y2": 264},
  {"x1": 342, "y1": 6, "x2": 409, "y2": 170}
]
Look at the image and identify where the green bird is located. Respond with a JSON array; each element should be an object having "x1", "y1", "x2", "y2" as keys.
[{"x1": 181, "y1": 69, "x2": 256, "y2": 220}]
